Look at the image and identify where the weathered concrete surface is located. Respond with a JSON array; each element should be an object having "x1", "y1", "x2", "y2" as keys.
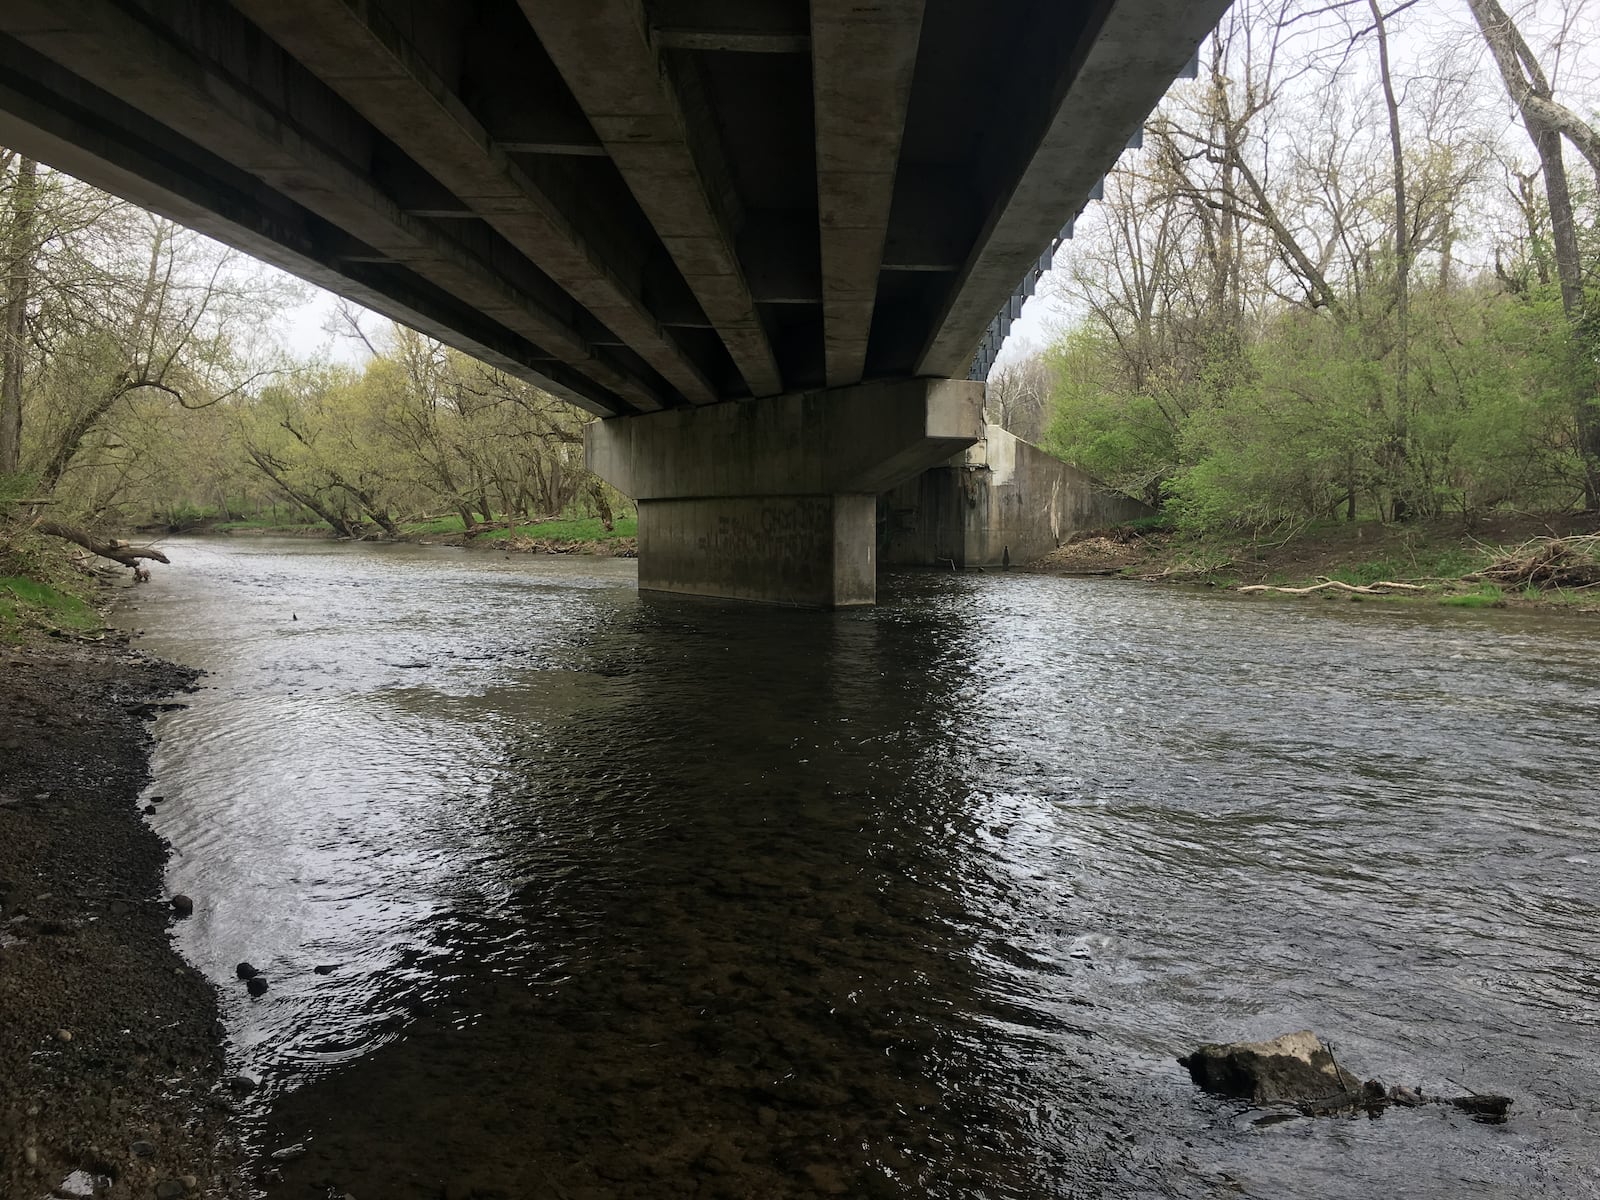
[
  {"x1": 231, "y1": 0, "x2": 720, "y2": 407},
  {"x1": 880, "y1": 425, "x2": 1150, "y2": 567},
  {"x1": 521, "y1": 0, "x2": 786, "y2": 399},
  {"x1": 590, "y1": 377, "x2": 983, "y2": 605},
  {"x1": 640, "y1": 494, "x2": 876, "y2": 607},
  {"x1": 0, "y1": 1, "x2": 1223, "y2": 414},
  {"x1": 812, "y1": 0, "x2": 924, "y2": 386},
  {"x1": 915, "y1": 0, "x2": 1232, "y2": 378}
]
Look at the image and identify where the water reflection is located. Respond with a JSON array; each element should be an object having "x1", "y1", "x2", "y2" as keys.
[{"x1": 122, "y1": 541, "x2": 1600, "y2": 1199}]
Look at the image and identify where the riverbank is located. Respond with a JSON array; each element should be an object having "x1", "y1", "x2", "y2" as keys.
[
  {"x1": 0, "y1": 638, "x2": 250, "y2": 1199},
  {"x1": 136, "y1": 515, "x2": 638, "y2": 557},
  {"x1": 1033, "y1": 513, "x2": 1600, "y2": 613}
]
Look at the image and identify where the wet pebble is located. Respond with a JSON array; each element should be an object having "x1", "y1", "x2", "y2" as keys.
[
  {"x1": 269, "y1": 1143, "x2": 307, "y2": 1161},
  {"x1": 235, "y1": 962, "x2": 258, "y2": 981},
  {"x1": 55, "y1": 1028, "x2": 73, "y2": 1043},
  {"x1": 130, "y1": 1139, "x2": 155, "y2": 1157},
  {"x1": 52, "y1": 1169, "x2": 100, "y2": 1198},
  {"x1": 154, "y1": 1181, "x2": 187, "y2": 1199},
  {"x1": 803, "y1": 1163, "x2": 851, "y2": 1195},
  {"x1": 24, "y1": 1144, "x2": 38, "y2": 1166},
  {"x1": 169, "y1": 895, "x2": 194, "y2": 917},
  {"x1": 246, "y1": 976, "x2": 270, "y2": 997},
  {"x1": 227, "y1": 1074, "x2": 258, "y2": 1094}
]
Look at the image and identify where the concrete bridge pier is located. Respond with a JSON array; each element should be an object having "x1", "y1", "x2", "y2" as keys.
[{"x1": 588, "y1": 379, "x2": 984, "y2": 606}]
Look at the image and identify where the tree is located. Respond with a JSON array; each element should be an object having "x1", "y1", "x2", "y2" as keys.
[
  {"x1": 1466, "y1": 0, "x2": 1600, "y2": 505},
  {"x1": 0, "y1": 154, "x2": 38, "y2": 475},
  {"x1": 986, "y1": 356, "x2": 1051, "y2": 443}
]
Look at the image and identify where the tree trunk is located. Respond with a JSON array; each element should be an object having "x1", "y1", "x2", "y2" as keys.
[
  {"x1": 589, "y1": 478, "x2": 615, "y2": 532},
  {"x1": 37, "y1": 377, "x2": 132, "y2": 495},
  {"x1": 333, "y1": 481, "x2": 399, "y2": 537},
  {"x1": 244, "y1": 447, "x2": 359, "y2": 537},
  {"x1": 0, "y1": 157, "x2": 38, "y2": 476},
  {"x1": 1467, "y1": 0, "x2": 1600, "y2": 507},
  {"x1": 1369, "y1": 0, "x2": 1412, "y2": 521},
  {"x1": 34, "y1": 519, "x2": 170, "y2": 568}
]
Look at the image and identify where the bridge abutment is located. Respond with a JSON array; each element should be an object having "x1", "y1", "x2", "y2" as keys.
[{"x1": 588, "y1": 378, "x2": 984, "y2": 606}]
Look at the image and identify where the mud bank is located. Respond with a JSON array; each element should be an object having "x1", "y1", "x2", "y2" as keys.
[{"x1": 0, "y1": 640, "x2": 248, "y2": 1200}]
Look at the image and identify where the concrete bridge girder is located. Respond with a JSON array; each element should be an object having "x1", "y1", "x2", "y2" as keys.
[
  {"x1": 0, "y1": 0, "x2": 1228, "y2": 604},
  {"x1": 0, "y1": 0, "x2": 1227, "y2": 417}
]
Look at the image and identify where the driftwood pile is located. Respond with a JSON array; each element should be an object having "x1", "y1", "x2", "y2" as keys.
[{"x1": 1473, "y1": 535, "x2": 1600, "y2": 590}]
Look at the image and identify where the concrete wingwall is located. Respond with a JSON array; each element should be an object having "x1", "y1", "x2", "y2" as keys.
[{"x1": 879, "y1": 425, "x2": 1152, "y2": 567}]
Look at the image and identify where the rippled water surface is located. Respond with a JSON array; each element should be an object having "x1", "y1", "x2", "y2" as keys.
[{"x1": 123, "y1": 538, "x2": 1600, "y2": 1198}]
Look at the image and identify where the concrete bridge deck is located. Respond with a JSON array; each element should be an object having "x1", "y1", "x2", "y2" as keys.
[{"x1": 0, "y1": 0, "x2": 1227, "y2": 603}]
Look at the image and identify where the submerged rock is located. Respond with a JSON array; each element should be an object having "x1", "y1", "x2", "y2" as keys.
[
  {"x1": 234, "y1": 962, "x2": 258, "y2": 981},
  {"x1": 1180, "y1": 1030, "x2": 1359, "y2": 1105},
  {"x1": 1181, "y1": 1030, "x2": 1513, "y2": 1123},
  {"x1": 246, "y1": 976, "x2": 269, "y2": 998}
]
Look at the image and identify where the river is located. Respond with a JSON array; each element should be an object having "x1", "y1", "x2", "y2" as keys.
[{"x1": 119, "y1": 537, "x2": 1600, "y2": 1199}]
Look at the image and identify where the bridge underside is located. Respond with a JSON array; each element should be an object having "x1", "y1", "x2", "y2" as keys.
[{"x1": 0, "y1": 0, "x2": 1226, "y2": 604}]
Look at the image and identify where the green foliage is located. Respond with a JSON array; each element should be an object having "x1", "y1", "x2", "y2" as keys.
[
  {"x1": 0, "y1": 575, "x2": 101, "y2": 641},
  {"x1": 1035, "y1": 4, "x2": 1600, "y2": 538},
  {"x1": 1045, "y1": 278, "x2": 1595, "y2": 534},
  {"x1": 1042, "y1": 328, "x2": 1185, "y2": 506},
  {"x1": 1124, "y1": 513, "x2": 1175, "y2": 534},
  {"x1": 1439, "y1": 585, "x2": 1505, "y2": 608},
  {"x1": 0, "y1": 472, "x2": 40, "y2": 507}
]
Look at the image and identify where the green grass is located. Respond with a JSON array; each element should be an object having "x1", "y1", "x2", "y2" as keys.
[
  {"x1": 484, "y1": 516, "x2": 636, "y2": 542},
  {"x1": 402, "y1": 514, "x2": 468, "y2": 536},
  {"x1": 1439, "y1": 584, "x2": 1506, "y2": 609},
  {"x1": 213, "y1": 516, "x2": 327, "y2": 532},
  {"x1": 0, "y1": 576, "x2": 102, "y2": 641},
  {"x1": 402, "y1": 514, "x2": 638, "y2": 542},
  {"x1": 1322, "y1": 545, "x2": 1486, "y2": 586},
  {"x1": 212, "y1": 513, "x2": 640, "y2": 541}
]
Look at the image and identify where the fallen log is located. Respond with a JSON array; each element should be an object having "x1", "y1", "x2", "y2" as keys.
[
  {"x1": 1238, "y1": 578, "x2": 1426, "y2": 596},
  {"x1": 34, "y1": 520, "x2": 171, "y2": 568}
]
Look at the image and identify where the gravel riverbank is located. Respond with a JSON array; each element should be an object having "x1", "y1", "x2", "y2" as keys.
[{"x1": 0, "y1": 640, "x2": 249, "y2": 1199}]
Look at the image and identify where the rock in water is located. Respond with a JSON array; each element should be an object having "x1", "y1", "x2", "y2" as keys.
[
  {"x1": 235, "y1": 962, "x2": 258, "y2": 981},
  {"x1": 170, "y1": 894, "x2": 194, "y2": 917},
  {"x1": 1180, "y1": 1030, "x2": 1361, "y2": 1104},
  {"x1": 1451, "y1": 1093, "x2": 1513, "y2": 1121},
  {"x1": 246, "y1": 976, "x2": 269, "y2": 998}
]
